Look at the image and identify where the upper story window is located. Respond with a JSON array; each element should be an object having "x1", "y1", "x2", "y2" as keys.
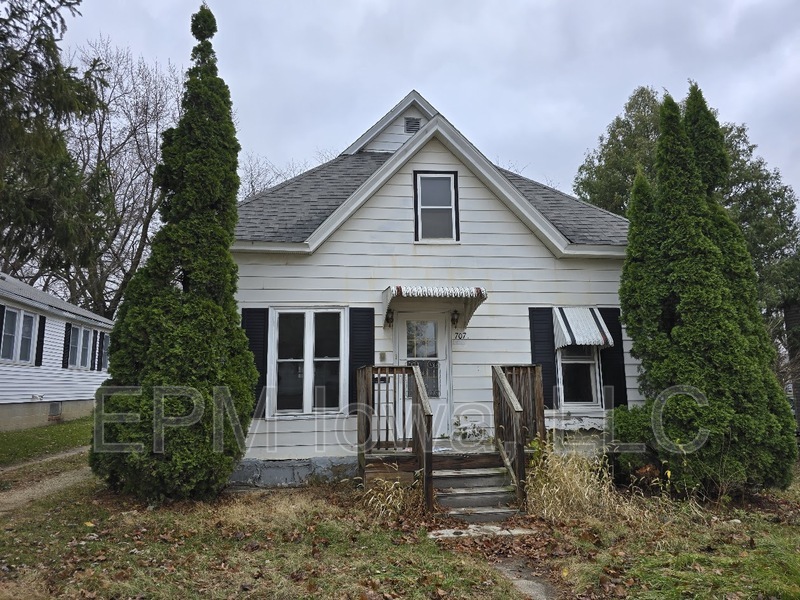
[
  {"x1": 0, "y1": 308, "x2": 37, "y2": 364},
  {"x1": 414, "y1": 171, "x2": 460, "y2": 242}
]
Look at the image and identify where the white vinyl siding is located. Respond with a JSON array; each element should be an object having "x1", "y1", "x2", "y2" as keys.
[
  {"x1": 236, "y1": 138, "x2": 642, "y2": 459},
  {"x1": 0, "y1": 308, "x2": 110, "y2": 405}
]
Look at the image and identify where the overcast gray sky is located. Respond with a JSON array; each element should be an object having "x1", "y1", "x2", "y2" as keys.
[{"x1": 64, "y1": 0, "x2": 800, "y2": 203}]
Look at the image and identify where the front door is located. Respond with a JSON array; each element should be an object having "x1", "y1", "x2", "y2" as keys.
[{"x1": 398, "y1": 314, "x2": 451, "y2": 439}]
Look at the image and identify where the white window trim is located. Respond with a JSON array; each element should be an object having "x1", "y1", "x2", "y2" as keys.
[
  {"x1": 414, "y1": 171, "x2": 459, "y2": 242},
  {"x1": 266, "y1": 307, "x2": 349, "y2": 417},
  {"x1": 68, "y1": 324, "x2": 95, "y2": 370},
  {"x1": 555, "y1": 345, "x2": 604, "y2": 408},
  {"x1": 0, "y1": 307, "x2": 37, "y2": 365}
]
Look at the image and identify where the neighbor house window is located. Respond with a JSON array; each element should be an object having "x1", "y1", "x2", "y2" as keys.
[
  {"x1": 68, "y1": 325, "x2": 93, "y2": 369},
  {"x1": 269, "y1": 309, "x2": 346, "y2": 415},
  {"x1": 414, "y1": 171, "x2": 459, "y2": 241},
  {"x1": 556, "y1": 345, "x2": 602, "y2": 406},
  {"x1": 0, "y1": 308, "x2": 37, "y2": 363},
  {"x1": 101, "y1": 334, "x2": 110, "y2": 370}
]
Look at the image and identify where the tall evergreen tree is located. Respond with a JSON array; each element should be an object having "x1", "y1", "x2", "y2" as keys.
[
  {"x1": 574, "y1": 86, "x2": 661, "y2": 216},
  {"x1": 578, "y1": 84, "x2": 800, "y2": 431},
  {"x1": 89, "y1": 5, "x2": 258, "y2": 500},
  {"x1": 0, "y1": 0, "x2": 107, "y2": 276},
  {"x1": 574, "y1": 86, "x2": 800, "y2": 320},
  {"x1": 683, "y1": 85, "x2": 797, "y2": 489},
  {"x1": 617, "y1": 92, "x2": 796, "y2": 495}
]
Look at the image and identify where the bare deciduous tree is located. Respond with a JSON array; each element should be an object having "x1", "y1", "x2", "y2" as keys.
[
  {"x1": 49, "y1": 38, "x2": 182, "y2": 318},
  {"x1": 237, "y1": 147, "x2": 339, "y2": 201}
]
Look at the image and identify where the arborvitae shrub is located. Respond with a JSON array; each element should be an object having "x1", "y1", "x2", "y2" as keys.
[
  {"x1": 615, "y1": 87, "x2": 797, "y2": 496},
  {"x1": 89, "y1": 5, "x2": 258, "y2": 501}
]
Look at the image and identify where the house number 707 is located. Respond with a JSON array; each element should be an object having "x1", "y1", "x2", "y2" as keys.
[{"x1": 453, "y1": 332, "x2": 468, "y2": 340}]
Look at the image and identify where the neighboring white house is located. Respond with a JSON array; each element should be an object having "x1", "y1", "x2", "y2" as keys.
[
  {"x1": 231, "y1": 91, "x2": 642, "y2": 482},
  {"x1": 0, "y1": 272, "x2": 113, "y2": 430}
]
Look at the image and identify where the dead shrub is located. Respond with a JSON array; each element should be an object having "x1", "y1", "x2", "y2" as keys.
[
  {"x1": 361, "y1": 476, "x2": 423, "y2": 522},
  {"x1": 526, "y1": 446, "x2": 676, "y2": 528}
]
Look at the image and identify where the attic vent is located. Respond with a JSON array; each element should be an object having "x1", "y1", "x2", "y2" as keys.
[{"x1": 404, "y1": 117, "x2": 421, "y2": 134}]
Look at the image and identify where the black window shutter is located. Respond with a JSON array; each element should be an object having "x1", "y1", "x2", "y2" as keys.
[
  {"x1": 348, "y1": 307, "x2": 375, "y2": 414},
  {"x1": 0, "y1": 305, "x2": 5, "y2": 340},
  {"x1": 62, "y1": 323, "x2": 72, "y2": 369},
  {"x1": 34, "y1": 316, "x2": 46, "y2": 366},
  {"x1": 90, "y1": 330, "x2": 98, "y2": 371},
  {"x1": 529, "y1": 307, "x2": 556, "y2": 409},
  {"x1": 96, "y1": 332, "x2": 105, "y2": 370},
  {"x1": 241, "y1": 308, "x2": 268, "y2": 418},
  {"x1": 599, "y1": 307, "x2": 628, "y2": 408}
]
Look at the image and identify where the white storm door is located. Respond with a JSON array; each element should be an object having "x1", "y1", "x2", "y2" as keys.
[{"x1": 399, "y1": 314, "x2": 450, "y2": 439}]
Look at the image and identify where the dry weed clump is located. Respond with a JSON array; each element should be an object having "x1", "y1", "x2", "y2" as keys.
[
  {"x1": 361, "y1": 477, "x2": 424, "y2": 522},
  {"x1": 525, "y1": 447, "x2": 683, "y2": 528},
  {"x1": 0, "y1": 570, "x2": 50, "y2": 600}
]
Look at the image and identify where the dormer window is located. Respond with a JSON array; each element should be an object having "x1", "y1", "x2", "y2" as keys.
[{"x1": 414, "y1": 171, "x2": 460, "y2": 242}]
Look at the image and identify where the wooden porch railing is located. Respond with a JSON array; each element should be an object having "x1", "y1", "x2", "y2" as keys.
[
  {"x1": 501, "y1": 364, "x2": 546, "y2": 443},
  {"x1": 410, "y1": 365, "x2": 434, "y2": 512},
  {"x1": 492, "y1": 364, "x2": 546, "y2": 504},
  {"x1": 356, "y1": 365, "x2": 434, "y2": 512}
]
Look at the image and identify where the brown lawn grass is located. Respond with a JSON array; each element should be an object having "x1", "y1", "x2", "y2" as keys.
[{"x1": 0, "y1": 478, "x2": 523, "y2": 599}]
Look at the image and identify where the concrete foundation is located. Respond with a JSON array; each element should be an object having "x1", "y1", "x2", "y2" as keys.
[
  {"x1": 0, "y1": 399, "x2": 93, "y2": 431},
  {"x1": 229, "y1": 456, "x2": 359, "y2": 487}
]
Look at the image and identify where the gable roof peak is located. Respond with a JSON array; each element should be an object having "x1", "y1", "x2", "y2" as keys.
[{"x1": 342, "y1": 90, "x2": 439, "y2": 156}]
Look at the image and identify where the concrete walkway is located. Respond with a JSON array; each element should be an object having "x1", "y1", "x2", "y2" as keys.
[
  {"x1": 428, "y1": 525, "x2": 559, "y2": 599},
  {"x1": 0, "y1": 446, "x2": 93, "y2": 515}
]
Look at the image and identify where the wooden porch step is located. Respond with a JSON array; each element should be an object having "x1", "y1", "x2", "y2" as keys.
[
  {"x1": 364, "y1": 447, "x2": 523, "y2": 523},
  {"x1": 364, "y1": 449, "x2": 505, "y2": 472},
  {"x1": 432, "y1": 451, "x2": 504, "y2": 470},
  {"x1": 364, "y1": 452, "x2": 417, "y2": 472},
  {"x1": 363, "y1": 467, "x2": 415, "y2": 488},
  {"x1": 433, "y1": 467, "x2": 509, "y2": 489},
  {"x1": 440, "y1": 506, "x2": 520, "y2": 524},
  {"x1": 436, "y1": 485, "x2": 516, "y2": 509}
]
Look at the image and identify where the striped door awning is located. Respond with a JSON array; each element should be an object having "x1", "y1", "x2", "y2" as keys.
[
  {"x1": 381, "y1": 286, "x2": 487, "y2": 327},
  {"x1": 553, "y1": 306, "x2": 614, "y2": 349}
]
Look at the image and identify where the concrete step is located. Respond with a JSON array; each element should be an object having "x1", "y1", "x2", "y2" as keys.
[
  {"x1": 433, "y1": 467, "x2": 510, "y2": 489},
  {"x1": 436, "y1": 485, "x2": 516, "y2": 509},
  {"x1": 440, "y1": 506, "x2": 520, "y2": 524}
]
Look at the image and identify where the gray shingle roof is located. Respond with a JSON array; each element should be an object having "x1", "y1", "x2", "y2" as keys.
[
  {"x1": 236, "y1": 152, "x2": 392, "y2": 243},
  {"x1": 0, "y1": 273, "x2": 113, "y2": 327},
  {"x1": 498, "y1": 168, "x2": 629, "y2": 245},
  {"x1": 234, "y1": 153, "x2": 629, "y2": 246}
]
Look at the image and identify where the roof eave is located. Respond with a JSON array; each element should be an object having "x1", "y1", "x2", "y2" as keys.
[
  {"x1": 230, "y1": 240, "x2": 312, "y2": 254},
  {"x1": 557, "y1": 244, "x2": 627, "y2": 259},
  {"x1": 0, "y1": 290, "x2": 113, "y2": 328}
]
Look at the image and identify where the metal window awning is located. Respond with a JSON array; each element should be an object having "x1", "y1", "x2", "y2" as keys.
[
  {"x1": 382, "y1": 285, "x2": 488, "y2": 327},
  {"x1": 553, "y1": 307, "x2": 614, "y2": 349}
]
